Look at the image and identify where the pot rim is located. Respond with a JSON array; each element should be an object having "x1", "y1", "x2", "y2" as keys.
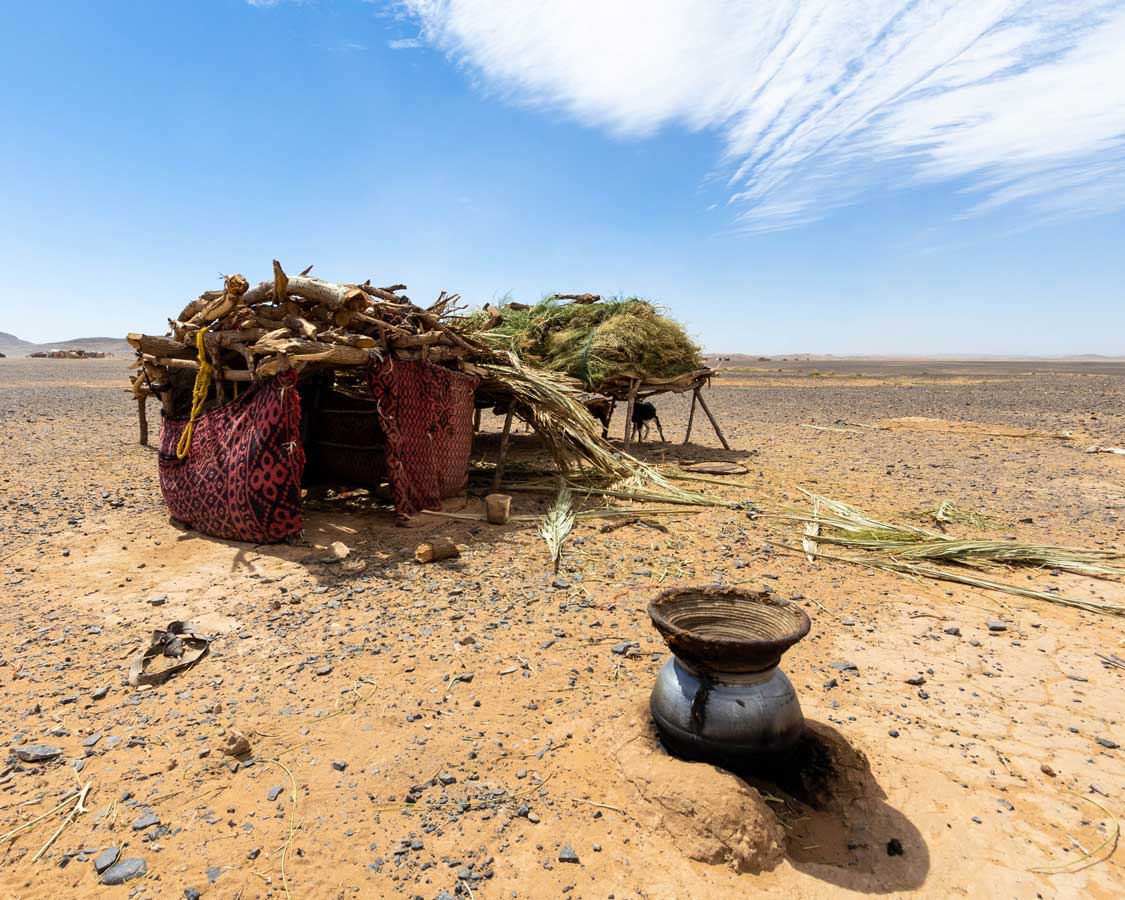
[{"x1": 647, "y1": 585, "x2": 811, "y2": 673}]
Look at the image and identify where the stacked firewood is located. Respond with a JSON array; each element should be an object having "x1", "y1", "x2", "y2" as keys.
[{"x1": 128, "y1": 261, "x2": 480, "y2": 413}]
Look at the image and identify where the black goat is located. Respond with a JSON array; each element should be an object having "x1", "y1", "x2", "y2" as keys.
[
  {"x1": 631, "y1": 400, "x2": 665, "y2": 442},
  {"x1": 585, "y1": 398, "x2": 614, "y2": 438}
]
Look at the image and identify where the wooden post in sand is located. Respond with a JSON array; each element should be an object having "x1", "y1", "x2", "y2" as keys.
[
  {"x1": 696, "y1": 389, "x2": 731, "y2": 451},
  {"x1": 493, "y1": 405, "x2": 515, "y2": 490},
  {"x1": 137, "y1": 396, "x2": 149, "y2": 446},
  {"x1": 623, "y1": 379, "x2": 639, "y2": 449},
  {"x1": 683, "y1": 388, "x2": 699, "y2": 444}
]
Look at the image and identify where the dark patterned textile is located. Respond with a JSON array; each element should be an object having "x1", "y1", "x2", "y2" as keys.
[
  {"x1": 366, "y1": 359, "x2": 479, "y2": 517},
  {"x1": 158, "y1": 373, "x2": 305, "y2": 543}
]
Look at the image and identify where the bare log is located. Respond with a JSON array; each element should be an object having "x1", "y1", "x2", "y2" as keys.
[
  {"x1": 283, "y1": 316, "x2": 318, "y2": 340},
  {"x1": 320, "y1": 329, "x2": 378, "y2": 349},
  {"x1": 244, "y1": 274, "x2": 368, "y2": 311},
  {"x1": 127, "y1": 333, "x2": 194, "y2": 360},
  {"x1": 189, "y1": 274, "x2": 250, "y2": 324},
  {"x1": 414, "y1": 538, "x2": 460, "y2": 564}
]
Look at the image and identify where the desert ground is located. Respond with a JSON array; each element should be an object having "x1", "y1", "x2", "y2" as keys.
[{"x1": 1, "y1": 356, "x2": 1122, "y2": 899}]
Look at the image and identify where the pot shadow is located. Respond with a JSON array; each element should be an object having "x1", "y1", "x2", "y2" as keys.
[{"x1": 722, "y1": 720, "x2": 930, "y2": 893}]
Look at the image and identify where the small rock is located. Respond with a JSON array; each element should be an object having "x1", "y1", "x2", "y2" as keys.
[
  {"x1": 830, "y1": 661, "x2": 858, "y2": 672},
  {"x1": 331, "y1": 760, "x2": 348, "y2": 772},
  {"x1": 91, "y1": 686, "x2": 109, "y2": 700},
  {"x1": 101, "y1": 858, "x2": 146, "y2": 885},
  {"x1": 886, "y1": 838, "x2": 904, "y2": 856},
  {"x1": 148, "y1": 594, "x2": 168, "y2": 606},
  {"x1": 610, "y1": 641, "x2": 637, "y2": 656},
  {"x1": 221, "y1": 730, "x2": 252, "y2": 757},
  {"x1": 943, "y1": 626, "x2": 961, "y2": 636},
  {"x1": 268, "y1": 785, "x2": 284, "y2": 802},
  {"x1": 904, "y1": 676, "x2": 926, "y2": 686},
  {"x1": 131, "y1": 812, "x2": 160, "y2": 831},
  {"x1": 315, "y1": 663, "x2": 334, "y2": 677},
  {"x1": 1040, "y1": 763, "x2": 1056, "y2": 777},
  {"x1": 184, "y1": 890, "x2": 201, "y2": 900},
  {"x1": 93, "y1": 847, "x2": 119, "y2": 874},
  {"x1": 14, "y1": 744, "x2": 62, "y2": 763},
  {"x1": 558, "y1": 844, "x2": 580, "y2": 864},
  {"x1": 987, "y1": 620, "x2": 1007, "y2": 633},
  {"x1": 1095, "y1": 737, "x2": 1119, "y2": 750}
]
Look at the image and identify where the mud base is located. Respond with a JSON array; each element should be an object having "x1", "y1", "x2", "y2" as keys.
[{"x1": 615, "y1": 703, "x2": 929, "y2": 891}]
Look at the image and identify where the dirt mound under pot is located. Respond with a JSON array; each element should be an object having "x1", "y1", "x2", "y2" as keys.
[{"x1": 612, "y1": 703, "x2": 787, "y2": 873}]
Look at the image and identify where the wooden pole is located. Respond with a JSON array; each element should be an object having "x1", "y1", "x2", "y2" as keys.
[
  {"x1": 623, "y1": 380, "x2": 638, "y2": 448},
  {"x1": 683, "y1": 388, "x2": 698, "y2": 444},
  {"x1": 473, "y1": 407, "x2": 482, "y2": 433},
  {"x1": 137, "y1": 396, "x2": 149, "y2": 446},
  {"x1": 493, "y1": 405, "x2": 515, "y2": 490},
  {"x1": 695, "y1": 389, "x2": 731, "y2": 450}
]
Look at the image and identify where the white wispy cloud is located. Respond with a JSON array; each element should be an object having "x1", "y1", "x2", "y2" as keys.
[
  {"x1": 388, "y1": 37, "x2": 423, "y2": 49},
  {"x1": 402, "y1": 1, "x2": 1125, "y2": 230}
]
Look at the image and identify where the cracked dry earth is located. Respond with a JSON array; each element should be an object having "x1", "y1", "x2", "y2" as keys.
[{"x1": 1, "y1": 356, "x2": 1123, "y2": 899}]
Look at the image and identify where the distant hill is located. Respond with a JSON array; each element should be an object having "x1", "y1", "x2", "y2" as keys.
[{"x1": 0, "y1": 332, "x2": 132, "y2": 358}]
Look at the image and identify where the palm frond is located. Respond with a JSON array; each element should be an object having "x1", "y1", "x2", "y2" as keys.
[{"x1": 539, "y1": 482, "x2": 576, "y2": 573}]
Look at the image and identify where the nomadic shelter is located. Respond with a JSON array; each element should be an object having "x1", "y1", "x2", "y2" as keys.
[{"x1": 128, "y1": 264, "x2": 710, "y2": 544}]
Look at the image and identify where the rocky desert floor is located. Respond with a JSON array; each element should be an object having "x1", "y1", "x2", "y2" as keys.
[{"x1": 1, "y1": 356, "x2": 1123, "y2": 900}]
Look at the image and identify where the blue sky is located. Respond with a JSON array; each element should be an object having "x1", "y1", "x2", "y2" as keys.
[{"x1": 1, "y1": 0, "x2": 1123, "y2": 355}]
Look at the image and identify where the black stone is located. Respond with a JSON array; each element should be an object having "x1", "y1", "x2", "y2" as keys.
[
  {"x1": 14, "y1": 744, "x2": 62, "y2": 763},
  {"x1": 93, "y1": 846, "x2": 119, "y2": 874},
  {"x1": 101, "y1": 857, "x2": 147, "y2": 884}
]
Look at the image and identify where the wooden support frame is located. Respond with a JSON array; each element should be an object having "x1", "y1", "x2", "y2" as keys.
[
  {"x1": 695, "y1": 388, "x2": 731, "y2": 450},
  {"x1": 683, "y1": 389, "x2": 698, "y2": 444},
  {"x1": 492, "y1": 404, "x2": 515, "y2": 490},
  {"x1": 623, "y1": 379, "x2": 639, "y2": 448},
  {"x1": 137, "y1": 396, "x2": 149, "y2": 446}
]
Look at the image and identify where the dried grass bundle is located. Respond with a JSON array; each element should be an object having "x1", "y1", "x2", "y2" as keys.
[{"x1": 465, "y1": 297, "x2": 702, "y2": 390}]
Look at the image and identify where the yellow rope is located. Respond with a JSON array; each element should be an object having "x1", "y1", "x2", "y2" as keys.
[{"x1": 175, "y1": 327, "x2": 213, "y2": 460}]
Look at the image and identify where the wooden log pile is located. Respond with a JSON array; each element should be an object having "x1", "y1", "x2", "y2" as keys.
[{"x1": 127, "y1": 261, "x2": 481, "y2": 417}]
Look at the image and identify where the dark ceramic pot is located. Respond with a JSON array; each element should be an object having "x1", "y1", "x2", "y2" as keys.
[{"x1": 648, "y1": 587, "x2": 810, "y2": 761}]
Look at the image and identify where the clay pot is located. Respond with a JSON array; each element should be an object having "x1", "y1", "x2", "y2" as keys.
[{"x1": 648, "y1": 587, "x2": 810, "y2": 761}]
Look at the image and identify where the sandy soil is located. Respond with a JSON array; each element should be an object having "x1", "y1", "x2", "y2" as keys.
[{"x1": 1, "y1": 357, "x2": 1123, "y2": 900}]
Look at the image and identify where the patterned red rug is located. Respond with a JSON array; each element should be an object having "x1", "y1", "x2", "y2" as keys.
[{"x1": 159, "y1": 372, "x2": 305, "y2": 543}]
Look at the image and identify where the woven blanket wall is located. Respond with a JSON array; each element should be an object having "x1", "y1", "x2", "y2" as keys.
[
  {"x1": 158, "y1": 372, "x2": 305, "y2": 543},
  {"x1": 367, "y1": 359, "x2": 479, "y2": 517}
]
